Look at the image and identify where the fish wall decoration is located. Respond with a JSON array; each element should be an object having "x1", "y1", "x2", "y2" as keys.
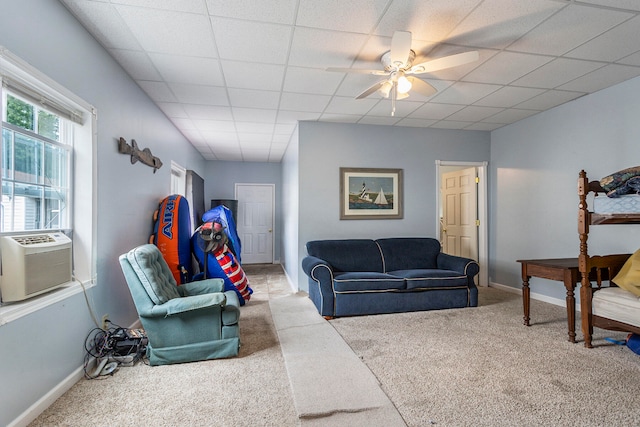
[{"x1": 118, "y1": 137, "x2": 163, "y2": 173}]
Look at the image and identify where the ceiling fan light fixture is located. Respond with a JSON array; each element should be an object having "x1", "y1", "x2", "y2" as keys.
[
  {"x1": 378, "y1": 80, "x2": 393, "y2": 98},
  {"x1": 397, "y1": 75, "x2": 412, "y2": 94}
]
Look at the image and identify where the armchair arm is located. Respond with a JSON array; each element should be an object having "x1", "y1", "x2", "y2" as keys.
[
  {"x1": 178, "y1": 278, "x2": 225, "y2": 296},
  {"x1": 146, "y1": 293, "x2": 227, "y2": 317},
  {"x1": 437, "y1": 252, "x2": 479, "y2": 278}
]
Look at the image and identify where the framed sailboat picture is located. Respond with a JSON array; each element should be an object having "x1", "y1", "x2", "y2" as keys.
[{"x1": 340, "y1": 167, "x2": 403, "y2": 220}]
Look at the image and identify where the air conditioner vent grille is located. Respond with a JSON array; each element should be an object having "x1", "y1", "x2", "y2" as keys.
[{"x1": 11, "y1": 234, "x2": 56, "y2": 245}]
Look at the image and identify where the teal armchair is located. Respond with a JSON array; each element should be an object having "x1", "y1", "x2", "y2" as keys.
[{"x1": 119, "y1": 244, "x2": 240, "y2": 365}]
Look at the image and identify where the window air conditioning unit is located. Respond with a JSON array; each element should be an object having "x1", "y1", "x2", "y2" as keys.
[{"x1": 0, "y1": 232, "x2": 72, "y2": 302}]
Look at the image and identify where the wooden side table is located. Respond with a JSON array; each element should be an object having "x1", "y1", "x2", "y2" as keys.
[{"x1": 517, "y1": 258, "x2": 582, "y2": 343}]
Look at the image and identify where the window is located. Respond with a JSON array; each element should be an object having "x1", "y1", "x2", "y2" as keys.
[
  {"x1": 0, "y1": 46, "x2": 96, "y2": 321},
  {"x1": 2, "y1": 92, "x2": 72, "y2": 232}
]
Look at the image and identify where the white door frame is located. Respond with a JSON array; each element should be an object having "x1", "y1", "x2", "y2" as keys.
[
  {"x1": 435, "y1": 160, "x2": 488, "y2": 287},
  {"x1": 235, "y1": 183, "x2": 275, "y2": 264}
]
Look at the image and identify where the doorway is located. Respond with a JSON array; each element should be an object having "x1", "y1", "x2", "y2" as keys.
[
  {"x1": 436, "y1": 161, "x2": 488, "y2": 286},
  {"x1": 235, "y1": 184, "x2": 274, "y2": 264}
]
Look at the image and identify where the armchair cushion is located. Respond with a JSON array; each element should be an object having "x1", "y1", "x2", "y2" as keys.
[{"x1": 127, "y1": 244, "x2": 180, "y2": 304}]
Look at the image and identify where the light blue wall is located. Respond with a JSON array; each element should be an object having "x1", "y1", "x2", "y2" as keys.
[
  {"x1": 0, "y1": 1, "x2": 205, "y2": 425},
  {"x1": 490, "y1": 75, "x2": 640, "y2": 301},
  {"x1": 296, "y1": 121, "x2": 491, "y2": 291},
  {"x1": 281, "y1": 128, "x2": 300, "y2": 285},
  {"x1": 202, "y1": 161, "x2": 282, "y2": 262}
]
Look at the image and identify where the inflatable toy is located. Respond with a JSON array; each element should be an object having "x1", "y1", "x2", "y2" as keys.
[
  {"x1": 191, "y1": 221, "x2": 252, "y2": 305},
  {"x1": 202, "y1": 205, "x2": 242, "y2": 262},
  {"x1": 151, "y1": 194, "x2": 192, "y2": 284}
]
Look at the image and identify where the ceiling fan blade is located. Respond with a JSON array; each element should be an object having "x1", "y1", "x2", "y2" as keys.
[
  {"x1": 408, "y1": 50, "x2": 479, "y2": 75},
  {"x1": 356, "y1": 80, "x2": 386, "y2": 99},
  {"x1": 326, "y1": 67, "x2": 388, "y2": 76},
  {"x1": 407, "y1": 77, "x2": 437, "y2": 97},
  {"x1": 390, "y1": 31, "x2": 412, "y2": 67}
]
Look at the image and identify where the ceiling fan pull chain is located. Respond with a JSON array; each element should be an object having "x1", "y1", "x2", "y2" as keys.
[{"x1": 391, "y1": 83, "x2": 397, "y2": 116}]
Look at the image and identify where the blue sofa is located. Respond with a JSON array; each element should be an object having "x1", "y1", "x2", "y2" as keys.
[{"x1": 302, "y1": 238, "x2": 479, "y2": 318}]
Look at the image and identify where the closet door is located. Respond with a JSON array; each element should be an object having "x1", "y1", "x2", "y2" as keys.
[{"x1": 441, "y1": 167, "x2": 478, "y2": 261}]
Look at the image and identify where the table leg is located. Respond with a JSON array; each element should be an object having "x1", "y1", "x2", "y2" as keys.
[
  {"x1": 522, "y1": 276, "x2": 530, "y2": 326},
  {"x1": 563, "y1": 270, "x2": 577, "y2": 343}
]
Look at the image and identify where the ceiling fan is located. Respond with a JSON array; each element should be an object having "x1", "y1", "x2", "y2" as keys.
[{"x1": 327, "y1": 31, "x2": 479, "y2": 116}]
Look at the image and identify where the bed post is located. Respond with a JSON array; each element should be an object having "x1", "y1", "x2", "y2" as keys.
[{"x1": 578, "y1": 170, "x2": 594, "y2": 348}]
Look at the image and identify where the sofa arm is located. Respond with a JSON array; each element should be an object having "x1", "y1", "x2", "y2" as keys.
[
  {"x1": 302, "y1": 256, "x2": 336, "y2": 317},
  {"x1": 437, "y1": 252, "x2": 480, "y2": 278}
]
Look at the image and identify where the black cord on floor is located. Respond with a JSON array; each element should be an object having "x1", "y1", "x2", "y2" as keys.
[{"x1": 83, "y1": 321, "x2": 146, "y2": 379}]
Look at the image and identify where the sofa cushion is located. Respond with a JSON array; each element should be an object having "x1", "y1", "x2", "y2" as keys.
[
  {"x1": 333, "y1": 272, "x2": 406, "y2": 292},
  {"x1": 389, "y1": 269, "x2": 469, "y2": 290},
  {"x1": 306, "y1": 239, "x2": 383, "y2": 272},
  {"x1": 376, "y1": 238, "x2": 441, "y2": 272}
]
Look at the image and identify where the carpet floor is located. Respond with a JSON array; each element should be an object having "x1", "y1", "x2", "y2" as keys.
[
  {"x1": 28, "y1": 267, "x2": 640, "y2": 427},
  {"x1": 330, "y1": 287, "x2": 640, "y2": 427}
]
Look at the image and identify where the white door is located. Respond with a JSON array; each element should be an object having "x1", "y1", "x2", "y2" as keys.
[
  {"x1": 235, "y1": 184, "x2": 274, "y2": 264},
  {"x1": 441, "y1": 167, "x2": 478, "y2": 261}
]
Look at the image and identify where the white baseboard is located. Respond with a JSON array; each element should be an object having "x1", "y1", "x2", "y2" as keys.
[
  {"x1": 8, "y1": 365, "x2": 84, "y2": 427},
  {"x1": 9, "y1": 319, "x2": 144, "y2": 427},
  {"x1": 489, "y1": 281, "x2": 572, "y2": 310}
]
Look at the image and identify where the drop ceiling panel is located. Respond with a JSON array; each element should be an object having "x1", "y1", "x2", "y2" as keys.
[
  {"x1": 514, "y1": 90, "x2": 585, "y2": 110},
  {"x1": 148, "y1": 53, "x2": 224, "y2": 85},
  {"x1": 473, "y1": 86, "x2": 547, "y2": 108},
  {"x1": 506, "y1": 4, "x2": 634, "y2": 56},
  {"x1": 157, "y1": 102, "x2": 188, "y2": 119},
  {"x1": 168, "y1": 83, "x2": 229, "y2": 106},
  {"x1": 115, "y1": 6, "x2": 217, "y2": 56},
  {"x1": 557, "y1": 64, "x2": 640, "y2": 93},
  {"x1": 114, "y1": 0, "x2": 207, "y2": 13},
  {"x1": 227, "y1": 88, "x2": 281, "y2": 109},
  {"x1": 512, "y1": 58, "x2": 606, "y2": 88},
  {"x1": 409, "y1": 103, "x2": 465, "y2": 120},
  {"x1": 109, "y1": 49, "x2": 162, "y2": 81},
  {"x1": 60, "y1": 0, "x2": 640, "y2": 162},
  {"x1": 283, "y1": 67, "x2": 345, "y2": 95},
  {"x1": 375, "y1": 0, "x2": 479, "y2": 41},
  {"x1": 220, "y1": 60, "x2": 285, "y2": 91},
  {"x1": 137, "y1": 81, "x2": 177, "y2": 102},
  {"x1": 63, "y1": 0, "x2": 142, "y2": 50},
  {"x1": 232, "y1": 107, "x2": 278, "y2": 123},
  {"x1": 445, "y1": 0, "x2": 564, "y2": 49},
  {"x1": 206, "y1": 0, "x2": 299, "y2": 25},
  {"x1": 324, "y1": 96, "x2": 378, "y2": 115},
  {"x1": 579, "y1": 0, "x2": 640, "y2": 12},
  {"x1": 431, "y1": 82, "x2": 501, "y2": 104},
  {"x1": 289, "y1": 28, "x2": 369, "y2": 68},
  {"x1": 212, "y1": 18, "x2": 292, "y2": 64},
  {"x1": 280, "y1": 92, "x2": 332, "y2": 112},
  {"x1": 183, "y1": 104, "x2": 233, "y2": 121},
  {"x1": 297, "y1": 0, "x2": 389, "y2": 33},
  {"x1": 462, "y1": 51, "x2": 554, "y2": 85},
  {"x1": 566, "y1": 15, "x2": 640, "y2": 62}
]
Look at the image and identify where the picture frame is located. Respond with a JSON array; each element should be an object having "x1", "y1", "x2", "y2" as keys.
[{"x1": 340, "y1": 167, "x2": 403, "y2": 220}]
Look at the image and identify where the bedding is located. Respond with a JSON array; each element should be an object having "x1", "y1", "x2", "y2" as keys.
[
  {"x1": 592, "y1": 287, "x2": 640, "y2": 328},
  {"x1": 593, "y1": 194, "x2": 640, "y2": 214}
]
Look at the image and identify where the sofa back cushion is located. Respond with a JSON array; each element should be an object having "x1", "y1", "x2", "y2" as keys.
[
  {"x1": 306, "y1": 239, "x2": 383, "y2": 273},
  {"x1": 376, "y1": 238, "x2": 441, "y2": 272}
]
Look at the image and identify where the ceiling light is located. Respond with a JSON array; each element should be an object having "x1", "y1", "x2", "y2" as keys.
[
  {"x1": 397, "y1": 75, "x2": 412, "y2": 94},
  {"x1": 378, "y1": 81, "x2": 392, "y2": 98}
]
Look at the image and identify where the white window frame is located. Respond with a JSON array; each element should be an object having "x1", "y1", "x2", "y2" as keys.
[{"x1": 0, "y1": 46, "x2": 96, "y2": 324}]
